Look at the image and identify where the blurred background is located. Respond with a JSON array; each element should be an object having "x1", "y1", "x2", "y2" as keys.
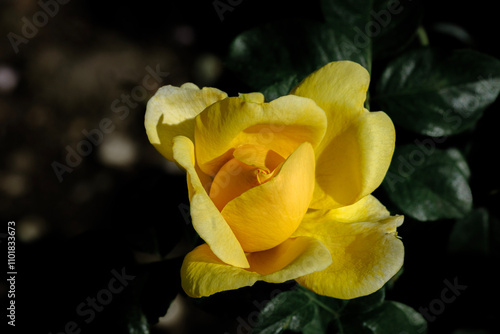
[{"x1": 1, "y1": 0, "x2": 499, "y2": 333}]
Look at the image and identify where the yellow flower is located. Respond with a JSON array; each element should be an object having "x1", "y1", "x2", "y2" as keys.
[{"x1": 145, "y1": 61, "x2": 404, "y2": 299}]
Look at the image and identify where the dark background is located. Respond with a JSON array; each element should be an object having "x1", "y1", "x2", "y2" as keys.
[{"x1": 1, "y1": 0, "x2": 498, "y2": 333}]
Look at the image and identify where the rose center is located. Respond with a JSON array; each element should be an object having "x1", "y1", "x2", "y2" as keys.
[{"x1": 209, "y1": 145, "x2": 285, "y2": 211}]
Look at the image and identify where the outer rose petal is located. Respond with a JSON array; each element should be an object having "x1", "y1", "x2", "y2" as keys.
[
  {"x1": 181, "y1": 237, "x2": 332, "y2": 298},
  {"x1": 314, "y1": 110, "x2": 396, "y2": 207},
  {"x1": 293, "y1": 201, "x2": 404, "y2": 299},
  {"x1": 145, "y1": 83, "x2": 227, "y2": 161},
  {"x1": 172, "y1": 136, "x2": 249, "y2": 268},
  {"x1": 194, "y1": 94, "x2": 327, "y2": 176},
  {"x1": 290, "y1": 61, "x2": 369, "y2": 150},
  {"x1": 290, "y1": 61, "x2": 395, "y2": 208},
  {"x1": 221, "y1": 142, "x2": 316, "y2": 252},
  {"x1": 305, "y1": 195, "x2": 391, "y2": 224}
]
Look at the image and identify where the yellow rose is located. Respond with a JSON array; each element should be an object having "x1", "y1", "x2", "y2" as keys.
[{"x1": 145, "y1": 61, "x2": 404, "y2": 299}]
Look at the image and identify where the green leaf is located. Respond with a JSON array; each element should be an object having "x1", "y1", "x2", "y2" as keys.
[
  {"x1": 373, "y1": 48, "x2": 500, "y2": 136},
  {"x1": 448, "y1": 208, "x2": 490, "y2": 255},
  {"x1": 301, "y1": 306, "x2": 330, "y2": 334},
  {"x1": 370, "y1": 0, "x2": 422, "y2": 58},
  {"x1": 259, "y1": 75, "x2": 300, "y2": 103},
  {"x1": 127, "y1": 306, "x2": 150, "y2": 334},
  {"x1": 321, "y1": 0, "x2": 372, "y2": 28},
  {"x1": 341, "y1": 301, "x2": 427, "y2": 334},
  {"x1": 383, "y1": 145, "x2": 473, "y2": 221},
  {"x1": 321, "y1": 0, "x2": 422, "y2": 60},
  {"x1": 226, "y1": 19, "x2": 369, "y2": 100},
  {"x1": 341, "y1": 286, "x2": 386, "y2": 315},
  {"x1": 254, "y1": 290, "x2": 317, "y2": 333},
  {"x1": 255, "y1": 286, "x2": 422, "y2": 334}
]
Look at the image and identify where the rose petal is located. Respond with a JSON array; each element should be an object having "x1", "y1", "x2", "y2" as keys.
[
  {"x1": 145, "y1": 83, "x2": 227, "y2": 161},
  {"x1": 221, "y1": 142, "x2": 315, "y2": 252},
  {"x1": 305, "y1": 195, "x2": 391, "y2": 223},
  {"x1": 314, "y1": 110, "x2": 396, "y2": 207},
  {"x1": 232, "y1": 144, "x2": 285, "y2": 171},
  {"x1": 291, "y1": 61, "x2": 370, "y2": 148},
  {"x1": 293, "y1": 205, "x2": 404, "y2": 299},
  {"x1": 209, "y1": 157, "x2": 261, "y2": 211},
  {"x1": 290, "y1": 62, "x2": 395, "y2": 208},
  {"x1": 181, "y1": 236, "x2": 332, "y2": 298},
  {"x1": 194, "y1": 94, "x2": 327, "y2": 176},
  {"x1": 238, "y1": 92, "x2": 265, "y2": 103},
  {"x1": 172, "y1": 135, "x2": 249, "y2": 268},
  {"x1": 209, "y1": 145, "x2": 286, "y2": 211}
]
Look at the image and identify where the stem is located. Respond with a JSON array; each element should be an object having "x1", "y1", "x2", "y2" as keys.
[{"x1": 309, "y1": 296, "x2": 341, "y2": 318}]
